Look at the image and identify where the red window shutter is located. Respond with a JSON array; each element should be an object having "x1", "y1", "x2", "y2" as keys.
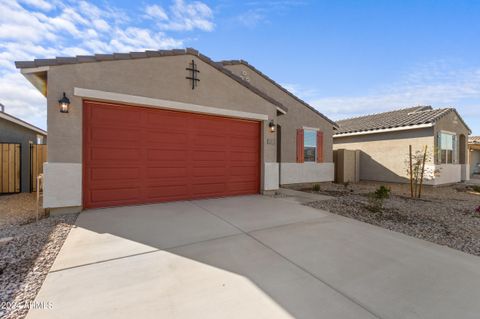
[
  {"x1": 296, "y1": 129, "x2": 304, "y2": 163},
  {"x1": 317, "y1": 131, "x2": 324, "y2": 163}
]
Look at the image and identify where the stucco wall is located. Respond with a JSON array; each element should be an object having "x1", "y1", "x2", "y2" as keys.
[
  {"x1": 471, "y1": 149, "x2": 480, "y2": 175},
  {"x1": 223, "y1": 64, "x2": 334, "y2": 163},
  {"x1": 333, "y1": 128, "x2": 434, "y2": 183},
  {"x1": 46, "y1": 54, "x2": 278, "y2": 164},
  {"x1": 0, "y1": 117, "x2": 46, "y2": 192},
  {"x1": 433, "y1": 111, "x2": 470, "y2": 165}
]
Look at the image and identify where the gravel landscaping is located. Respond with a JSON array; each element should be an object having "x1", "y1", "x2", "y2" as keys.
[
  {"x1": 0, "y1": 194, "x2": 77, "y2": 319},
  {"x1": 301, "y1": 182, "x2": 480, "y2": 257}
]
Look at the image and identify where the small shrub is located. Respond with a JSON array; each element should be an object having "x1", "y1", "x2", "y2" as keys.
[
  {"x1": 366, "y1": 194, "x2": 384, "y2": 214},
  {"x1": 374, "y1": 185, "x2": 391, "y2": 199},
  {"x1": 312, "y1": 184, "x2": 320, "y2": 192},
  {"x1": 476, "y1": 206, "x2": 480, "y2": 214},
  {"x1": 343, "y1": 181, "x2": 350, "y2": 189},
  {"x1": 472, "y1": 185, "x2": 480, "y2": 193}
]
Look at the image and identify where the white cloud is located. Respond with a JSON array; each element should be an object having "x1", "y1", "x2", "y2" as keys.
[
  {"x1": 144, "y1": 0, "x2": 214, "y2": 32},
  {"x1": 234, "y1": 0, "x2": 306, "y2": 28},
  {"x1": 145, "y1": 4, "x2": 169, "y2": 21},
  {"x1": 278, "y1": 61, "x2": 480, "y2": 133},
  {"x1": 18, "y1": 0, "x2": 54, "y2": 11},
  {"x1": 235, "y1": 10, "x2": 266, "y2": 28},
  {"x1": 0, "y1": 0, "x2": 214, "y2": 129},
  {"x1": 279, "y1": 61, "x2": 479, "y2": 133}
]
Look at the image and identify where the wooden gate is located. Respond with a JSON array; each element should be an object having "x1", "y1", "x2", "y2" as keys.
[
  {"x1": 0, "y1": 143, "x2": 21, "y2": 194},
  {"x1": 31, "y1": 144, "x2": 47, "y2": 192}
]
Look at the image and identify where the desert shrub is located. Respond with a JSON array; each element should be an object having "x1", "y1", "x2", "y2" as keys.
[
  {"x1": 312, "y1": 184, "x2": 320, "y2": 192},
  {"x1": 476, "y1": 206, "x2": 480, "y2": 214},
  {"x1": 343, "y1": 181, "x2": 350, "y2": 189},
  {"x1": 366, "y1": 194, "x2": 384, "y2": 214},
  {"x1": 374, "y1": 185, "x2": 391, "y2": 199},
  {"x1": 471, "y1": 185, "x2": 480, "y2": 193}
]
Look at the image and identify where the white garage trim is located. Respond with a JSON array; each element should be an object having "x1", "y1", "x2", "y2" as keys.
[
  {"x1": 43, "y1": 162, "x2": 82, "y2": 209},
  {"x1": 263, "y1": 163, "x2": 279, "y2": 191},
  {"x1": 74, "y1": 88, "x2": 269, "y2": 121}
]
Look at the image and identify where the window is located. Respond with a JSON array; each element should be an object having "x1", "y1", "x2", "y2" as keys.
[
  {"x1": 304, "y1": 130, "x2": 317, "y2": 162},
  {"x1": 437, "y1": 132, "x2": 456, "y2": 164}
]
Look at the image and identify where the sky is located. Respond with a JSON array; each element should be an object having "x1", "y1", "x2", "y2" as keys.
[{"x1": 1, "y1": 0, "x2": 479, "y2": 134}]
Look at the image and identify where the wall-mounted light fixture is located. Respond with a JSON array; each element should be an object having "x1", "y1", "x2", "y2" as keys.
[
  {"x1": 269, "y1": 120, "x2": 276, "y2": 133},
  {"x1": 58, "y1": 92, "x2": 70, "y2": 113}
]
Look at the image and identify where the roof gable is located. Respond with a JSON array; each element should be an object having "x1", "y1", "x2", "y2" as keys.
[
  {"x1": 221, "y1": 60, "x2": 337, "y2": 128},
  {"x1": 15, "y1": 48, "x2": 288, "y2": 114},
  {"x1": 0, "y1": 112, "x2": 47, "y2": 135}
]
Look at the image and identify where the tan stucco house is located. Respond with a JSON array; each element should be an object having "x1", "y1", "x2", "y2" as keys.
[
  {"x1": 469, "y1": 136, "x2": 480, "y2": 178},
  {"x1": 15, "y1": 48, "x2": 337, "y2": 214},
  {"x1": 333, "y1": 106, "x2": 471, "y2": 185}
]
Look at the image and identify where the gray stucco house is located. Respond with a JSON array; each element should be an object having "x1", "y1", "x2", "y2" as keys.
[
  {"x1": 15, "y1": 48, "x2": 337, "y2": 214},
  {"x1": 333, "y1": 106, "x2": 471, "y2": 185},
  {"x1": 0, "y1": 105, "x2": 47, "y2": 193}
]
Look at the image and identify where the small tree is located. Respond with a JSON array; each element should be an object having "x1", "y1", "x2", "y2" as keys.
[{"x1": 406, "y1": 145, "x2": 431, "y2": 198}]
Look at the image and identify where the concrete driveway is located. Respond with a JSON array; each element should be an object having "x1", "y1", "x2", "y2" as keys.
[{"x1": 28, "y1": 195, "x2": 480, "y2": 319}]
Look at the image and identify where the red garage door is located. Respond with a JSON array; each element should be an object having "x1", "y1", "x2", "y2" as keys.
[{"x1": 83, "y1": 101, "x2": 260, "y2": 209}]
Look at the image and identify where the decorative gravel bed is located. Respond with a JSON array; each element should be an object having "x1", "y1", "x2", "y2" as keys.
[
  {"x1": 0, "y1": 194, "x2": 45, "y2": 228},
  {"x1": 303, "y1": 182, "x2": 480, "y2": 257},
  {"x1": 0, "y1": 194, "x2": 77, "y2": 319}
]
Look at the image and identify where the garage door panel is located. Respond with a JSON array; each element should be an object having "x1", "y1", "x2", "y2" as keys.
[
  {"x1": 90, "y1": 167, "x2": 141, "y2": 181},
  {"x1": 191, "y1": 183, "x2": 226, "y2": 195},
  {"x1": 146, "y1": 185, "x2": 190, "y2": 200},
  {"x1": 89, "y1": 104, "x2": 142, "y2": 127},
  {"x1": 145, "y1": 131, "x2": 188, "y2": 144},
  {"x1": 91, "y1": 188, "x2": 141, "y2": 203},
  {"x1": 230, "y1": 166, "x2": 258, "y2": 176},
  {"x1": 228, "y1": 181, "x2": 259, "y2": 193},
  {"x1": 147, "y1": 149, "x2": 187, "y2": 161},
  {"x1": 146, "y1": 167, "x2": 188, "y2": 178},
  {"x1": 192, "y1": 135, "x2": 228, "y2": 147},
  {"x1": 230, "y1": 151, "x2": 258, "y2": 162},
  {"x1": 84, "y1": 101, "x2": 260, "y2": 208},
  {"x1": 192, "y1": 166, "x2": 227, "y2": 177},
  {"x1": 90, "y1": 127, "x2": 140, "y2": 143},
  {"x1": 90, "y1": 147, "x2": 142, "y2": 161},
  {"x1": 145, "y1": 111, "x2": 188, "y2": 129}
]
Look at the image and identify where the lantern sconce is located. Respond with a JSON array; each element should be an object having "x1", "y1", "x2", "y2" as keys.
[
  {"x1": 58, "y1": 92, "x2": 70, "y2": 113},
  {"x1": 268, "y1": 120, "x2": 276, "y2": 133}
]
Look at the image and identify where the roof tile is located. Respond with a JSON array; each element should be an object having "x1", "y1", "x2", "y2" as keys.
[{"x1": 335, "y1": 106, "x2": 470, "y2": 135}]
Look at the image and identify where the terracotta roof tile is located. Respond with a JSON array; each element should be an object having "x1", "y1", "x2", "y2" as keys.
[{"x1": 469, "y1": 136, "x2": 480, "y2": 144}]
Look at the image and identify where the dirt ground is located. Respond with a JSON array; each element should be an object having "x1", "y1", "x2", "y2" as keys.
[
  {"x1": 301, "y1": 181, "x2": 480, "y2": 257},
  {"x1": 0, "y1": 193, "x2": 45, "y2": 228}
]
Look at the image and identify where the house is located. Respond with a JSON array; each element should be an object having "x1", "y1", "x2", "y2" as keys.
[
  {"x1": 333, "y1": 106, "x2": 471, "y2": 185},
  {"x1": 15, "y1": 48, "x2": 336, "y2": 214},
  {"x1": 469, "y1": 136, "x2": 480, "y2": 178},
  {"x1": 0, "y1": 104, "x2": 47, "y2": 193}
]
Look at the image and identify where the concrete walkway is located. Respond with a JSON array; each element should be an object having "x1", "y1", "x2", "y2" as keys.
[{"x1": 28, "y1": 195, "x2": 480, "y2": 319}]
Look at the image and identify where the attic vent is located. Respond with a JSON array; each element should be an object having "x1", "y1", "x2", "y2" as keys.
[{"x1": 240, "y1": 70, "x2": 250, "y2": 82}]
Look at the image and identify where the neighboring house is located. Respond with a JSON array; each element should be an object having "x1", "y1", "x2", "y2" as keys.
[
  {"x1": 469, "y1": 136, "x2": 480, "y2": 177},
  {"x1": 0, "y1": 104, "x2": 47, "y2": 193},
  {"x1": 15, "y1": 48, "x2": 336, "y2": 214},
  {"x1": 333, "y1": 106, "x2": 471, "y2": 185}
]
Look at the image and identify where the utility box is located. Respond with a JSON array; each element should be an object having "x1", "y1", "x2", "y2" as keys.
[{"x1": 334, "y1": 149, "x2": 360, "y2": 183}]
